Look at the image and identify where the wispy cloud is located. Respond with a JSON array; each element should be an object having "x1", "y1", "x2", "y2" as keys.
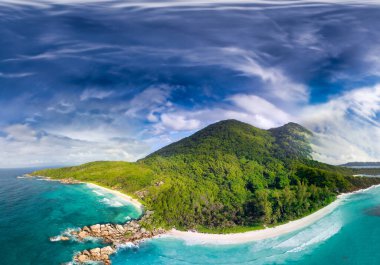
[
  {"x1": 160, "y1": 113, "x2": 201, "y2": 131},
  {"x1": 0, "y1": 72, "x2": 34, "y2": 78},
  {"x1": 149, "y1": 84, "x2": 380, "y2": 164},
  {"x1": 217, "y1": 48, "x2": 309, "y2": 102},
  {"x1": 151, "y1": 93, "x2": 293, "y2": 137},
  {"x1": 80, "y1": 89, "x2": 114, "y2": 101},
  {"x1": 229, "y1": 94, "x2": 292, "y2": 128},
  {"x1": 47, "y1": 101, "x2": 76, "y2": 114},
  {"x1": 301, "y1": 84, "x2": 380, "y2": 164},
  {"x1": 0, "y1": 123, "x2": 149, "y2": 167},
  {"x1": 124, "y1": 85, "x2": 173, "y2": 118},
  {"x1": 1, "y1": 0, "x2": 380, "y2": 166},
  {"x1": 177, "y1": 47, "x2": 309, "y2": 103}
]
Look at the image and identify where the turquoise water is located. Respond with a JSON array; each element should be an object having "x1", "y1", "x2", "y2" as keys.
[
  {"x1": 113, "y1": 188, "x2": 380, "y2": 264},
  {"x1": 0, "y1": 169, "x2": 141, "y2": 265},
  {"x1": 2, "y1": 169, "x2": 380, "y2": 265}
]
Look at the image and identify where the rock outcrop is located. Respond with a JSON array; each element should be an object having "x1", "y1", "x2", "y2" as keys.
[
  {"x1": 75, "y1": 246, "x2": 116, "y2": 265},
  {"x1": 72, "y1": 220, "x2": 164, "y2": 245},
  {"x1": 69, "y1": 212, "x2": 165, "y2": 264},
  {"x1": 28, "y1": 174, "x2": 82, "y2": 184},
  {"x1": 58, "y1": 178, "x2": 81, "y2": 184}
]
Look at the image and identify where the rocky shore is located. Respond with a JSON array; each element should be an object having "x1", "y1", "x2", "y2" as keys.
[
  {"x1": 36, "y1": 176, "x2": 162, "y2": 264},
  {"x1": 58, "y1": 178, "x2": 82, "y2": 184},
  {"x1": 25, "y1": 174, "x2": 82, "y2": 184},
  {"x1": 52, "y1": 211, "x2": 165, "y2": 264}
]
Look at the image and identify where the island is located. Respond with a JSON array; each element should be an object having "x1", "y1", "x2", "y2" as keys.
[
  {"x1": 341, "y1": 162, "x2": 380, "y2": 167},
  {"x1": 31, "y1": 119, "x2": 380, "y2": 264}
]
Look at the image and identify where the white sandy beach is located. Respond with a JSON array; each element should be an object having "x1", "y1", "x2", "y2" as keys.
[
  {"x1": 28, "y1": 175, "x2": 145, "y2": 212},
  {"x1": 166, "y1": 184, "x2": 380, "y2": 245},
  {"x1": 86, "y1": 181, "x2": 342, "y2": 244},
  {"x1": 75, "y1": 179, "x2": 380, "y2": 245},
  {"x1": 166, "y1": 199, "x2": 341, "y2": 245},
  {"x1": 86, "y1": 183, "x2": 144, "y2": 213},
  {"x1": 33, "y1": 174, "x2": 380, "y2": 245}
]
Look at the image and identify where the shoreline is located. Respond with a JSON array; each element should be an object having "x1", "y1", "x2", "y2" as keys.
[
  {"x1": 58, "y1": 178, "x2": 380, "y2": 245},
  {"x1": 166, "y1": 200, "x2": 340, "y2": 245},
  {"x1": 166, "y1": 184, "x2": 380, "y2": 245},
  {"x1": 27, "y1": 175, "x2": 380, "y2": 246},
  {"x1": 84, "y1": 183, "x2": 144, "y2": 213},
  {"x1": 26, "y1": 174, "x2": 144, "y2": 213}
]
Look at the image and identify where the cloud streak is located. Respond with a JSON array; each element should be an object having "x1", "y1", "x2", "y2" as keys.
[
  {"x1": 301, "y1": 84, "x2": 380, "y2": 164},
  {"x1": 0, "y1": 123, "x2": 149, "y2": 168},
  {"x1": 80, "y1": 89, "x2": 114, "y2": 101},
  {"x1": 1, "y1": 0, "x2": 380, "y2": 166}
]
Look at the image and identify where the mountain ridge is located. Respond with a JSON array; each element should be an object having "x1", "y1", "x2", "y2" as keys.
[{"x1": 145, "y1": 119, "x2": 312, "y2": 161}]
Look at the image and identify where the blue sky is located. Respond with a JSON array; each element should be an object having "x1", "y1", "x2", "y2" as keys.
[{"x1": 1, "y1": 0, "x2": 380, "y2": 167}]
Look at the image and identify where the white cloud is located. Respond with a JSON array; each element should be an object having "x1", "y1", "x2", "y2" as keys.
[
  {"x1": 125, "y1": 85, "x2": 173, "y2": 118},
  {"x1": 161, "y1": 113, "x2": 201, "y2": 131},
  {"x1": 366, "y1": 48, "x2": 380, "y2": 76},
  {"x1": 3, "y1": 43, "x2": 117, "y2": 63},
  {"x1": 2, "y1": 0, "x2": 380, "y2": 9},
  {"x1": 147, "y1": 111, "x2": 160, "y2": 122},
  {"x1": 301, "y1": 84, "x2": 380, "y2": 164},
  {"x1": 154, "y1": 93, "x2": 292, "y2": 136},
  {"x1": 80, "y1": 89, "x2": 114, "y2": 101},
  {"x1": 47, "y1": 100, "x2": 75, "y2": 114},
  {"x1": 151, "y1": 86, "x2": 380, "y2": 165},
  {"x1": 0, "y1": 72, "x2": 34, "y2": 78},
  {"x1": 0, "y1": 124, "x2": 149, "y2": 168},
  {"x1": 3, "y1": 85, "x2": 380, "y2": 167},
  {"x1": 48, "y1": 127, "x2": 117, "y2": 143},
  {"x1": 110, "y1": 0, "x2": 380, "y2": 10},
  {"x1": 229, "y1": 94, "x2": 291, "y2": 128},
  {"x1": 182, "y1": 47, "x2": 309, "y2": 103},
  {"x1": 4, "y1": 124, "x2": 38, "y2": 142},
  {"x1": 221, "y1": 48, "x2": 309, "y2": 102}
]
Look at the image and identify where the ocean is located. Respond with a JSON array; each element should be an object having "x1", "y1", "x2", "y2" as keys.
[
  {"x1": 0, "y1": 168, "x2": 140, "y2": 265},
  {"x1": 2, "y1": 168, "x2": 380, "y2": 265}
]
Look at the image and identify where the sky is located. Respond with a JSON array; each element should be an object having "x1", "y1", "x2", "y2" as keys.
[{"x1": 1, "y1": 0, "x2": 380, "y2": 167}]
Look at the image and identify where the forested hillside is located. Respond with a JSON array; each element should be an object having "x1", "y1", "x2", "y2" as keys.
[{"x1": 33, "y1": 120, "x2": 380, "y2": 233}]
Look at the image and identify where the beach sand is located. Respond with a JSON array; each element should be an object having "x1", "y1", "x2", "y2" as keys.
[
  {"x1": 86, "y1": 183, "x2": 144, "y2": 213},
  {"x1": 84, "y1": 181, "x2": 380, "y2": 245},
  {"x1": 30, "y1": 174, "x2": 380, "y2": 245},
  {"x1": 166, "y1": 199, "x2": 341, "y2": 245},
  {"x1": 166, "y1": 184, "x2": 380, "y2": 245}
]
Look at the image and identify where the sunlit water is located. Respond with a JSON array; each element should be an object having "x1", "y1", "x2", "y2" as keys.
[
  {"x1": 112, "y1": 186, "x2": 380, "y2": 265},
  {"x1": 2, "y1": 168, "x2": 380, "y2": 265},
  {"x1": 0, "y1": 169, "x2": 141, "y2": 265}
]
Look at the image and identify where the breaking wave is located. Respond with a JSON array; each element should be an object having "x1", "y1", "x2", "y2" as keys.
[
  {"x1": 274, "y1": 212, "x2": 342, "y2": 253},
  {"x1": 49, "y1": 235, "x2": 63, "y2": 242},
  {"x1": 100, "y1": 198, "x2": 124, "y2": 207},
  {"x1": 50, "y1": 227, "x2": 80, "y2": 242},
  {"x1": 117, "y1": 242, "x2": 139, "y2": 249},
  {"x1": 92, "y1": 190, "x2": 104, "y2": 196},
  {"x1": 50, "y1": 227, "x2": 102, "y2": 243}
]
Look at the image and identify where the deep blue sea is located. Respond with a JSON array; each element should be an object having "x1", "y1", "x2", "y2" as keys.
[{"x1": 2, "y1": 168, "x2": 380, "y2": 265}]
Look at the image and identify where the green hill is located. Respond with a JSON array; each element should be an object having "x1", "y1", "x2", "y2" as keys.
[{"x1": 32, "y1": 119, "x2": 380, "y2": 233}]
